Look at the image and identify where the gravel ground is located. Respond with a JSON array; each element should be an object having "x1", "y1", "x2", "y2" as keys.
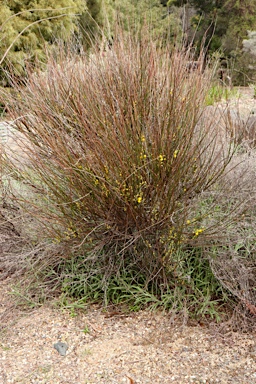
[{"x1": 0, "y1": 279, "x2": 255, "y2": 384}]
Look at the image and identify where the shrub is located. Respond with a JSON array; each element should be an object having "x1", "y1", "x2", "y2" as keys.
[
  {"x1": 3, "y1": 29, "x2": 254, "y2": 319},
  {"x1": 0, "y1": 1, "x2": 86, "y2": 85}
]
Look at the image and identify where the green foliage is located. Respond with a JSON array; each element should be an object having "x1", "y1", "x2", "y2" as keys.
[
  {"x1": 169, "y1": 0, "x2": 225, "y2": 13},
  {"x1": 0, "y1": 0, "x2": 86, "y2": 84},
  {"x1": 105, "y1": 0, "x2": 182, "y2": 43},
  {"x1": 221, "y1": 0, "x2": 256, "y2": 57},
  {"x1": 55, "y1": 246, "x2": 227, "y2": 319},
  {"x1": 205, "y1": 84, "x2": 239, "y2": 106},
  {"x1": 228, "y1": 30, "x2": 256, "y2": 86},
  {"x1": 169, "y1": 0, "x2": 256, "y2": 85},
  {"x1": 79, "y1": 0, "x2": 104, "y2": 49}
]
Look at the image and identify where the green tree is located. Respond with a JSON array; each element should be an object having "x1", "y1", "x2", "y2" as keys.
[
  {"x1": 105, "y1": 0, "x2": 182, "y2": 44},
  {"x1": 0, "y1": 0, "x2": 86, "y2": 84},
  {"x1": 79, "y1": 0, "x2": 104, "y2": 49},
  {"x1": 168, "y1": 0, "x2": 256, "y2": 83},
  {"x1": 222, "y1": 0, "x2": 256, "y2": 51},
  {"x1": 169, "y1": 0, "x2": 228, "y2": 49},
  {"x1": 168, "y1": 0, "x2": 225, "y2": 13},
  {"x1": 169, "y1": 0, "x2": 256, "y2": 52}
]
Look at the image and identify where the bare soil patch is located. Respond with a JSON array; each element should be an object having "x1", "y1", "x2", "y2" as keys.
[{"x1": 0, "y1": 279, "x2": 255, "y2": 384}]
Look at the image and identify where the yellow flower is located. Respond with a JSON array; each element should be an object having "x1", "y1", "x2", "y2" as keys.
[
  {"x1": 137, "y1": 196, "x2": 143, "y2": 204},
  {"x1": 186, "y1": 219, "x2": 191, "y2": 225},
  {"x1": 173, "y1": 149, "x2": 178, "y2": 158},
  {"x1": 158, "y1": 154, "x2": 165, "y2": 163},
  {"x1": 194, "y1": 227, "x2": 205, "y2": 236},
  {"x1": 104, "y1": 166, "x2": 109, "y2": 175},
  {"x1": 141, "y1": 135, "x2": 145, "y2": 142}
]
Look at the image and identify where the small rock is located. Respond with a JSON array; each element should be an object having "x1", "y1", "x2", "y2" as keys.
[{"x1": 54, "y1": 342, "x2": 68, "y2": 356}]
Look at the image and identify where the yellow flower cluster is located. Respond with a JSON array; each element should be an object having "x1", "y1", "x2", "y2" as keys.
[
  {"x1": 137, "y1": 196, "x2": 143, "y2": 204},
  {"x1": 64, "y1": 227, "x2": 77, "y2": 240},
  {"x1": 140, "y1": 152, "x2": 147, "y2": 160},
  {"x1": 186, "y1": 220, "x2": 205, "y2": 237},
  {"x1": 194, "y1": 227, "x2": 205, "y2": 237},
  {"x1": 173, "y1": 149, "x2": 178, "y2": 158}
]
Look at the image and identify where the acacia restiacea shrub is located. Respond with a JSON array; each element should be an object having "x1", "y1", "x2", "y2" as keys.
[{"x1": 5, "y1": 32, "x2": 238, "y2": 292}]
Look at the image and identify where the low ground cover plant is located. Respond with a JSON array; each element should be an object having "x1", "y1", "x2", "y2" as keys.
[
  {"x1": 205, "y1": 83, "x2": 239, "y2": 106},
  {"x1": 1, "y1": 29, "x2": 256, "y2": 323}
]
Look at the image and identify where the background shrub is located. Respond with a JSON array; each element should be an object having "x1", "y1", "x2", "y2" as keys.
[{"x1": 0, "y1": 0, "x2": 86, "y2": 85}]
